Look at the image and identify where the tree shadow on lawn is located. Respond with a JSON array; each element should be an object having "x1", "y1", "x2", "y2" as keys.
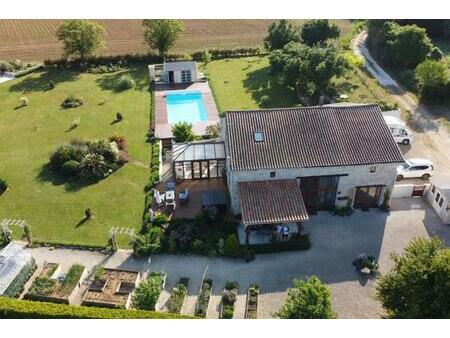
[
  {"x1": 96, "y1": 67, "x2": 150, "y2": 93},
  {"x1": 8, "y1": 69, "x2": 80, "y2": 93},
  {"x1": 242, "y1": 67, "x2": 298, "y2": 108},
  {"x1": 36, "y1": 163, "x2": 101, "y2": 193}
]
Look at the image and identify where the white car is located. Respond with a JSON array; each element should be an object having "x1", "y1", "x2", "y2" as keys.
[{"x1": 396, "y1": 159, "x2": 434, "y2": 181}]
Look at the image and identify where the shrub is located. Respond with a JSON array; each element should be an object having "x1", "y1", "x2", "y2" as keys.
[
  {"x1": 0, "y1": 61, "x2": 14, "y2": 73},
  {"x1": 69, "y1": 117, "x2": 80, "y2": 130},
  {"x1": 0, "y1": 296, "x2": 193, "y2": 319},
  {"x1": 246, "y1": 234, "x2": 311, "y2": 254},
  {"x1": 61, "y1": 95, "x2": 83, "y2": 108},
  {"x1": 429, "y1": 46, "x2": 444, "y2": 61},
  {"x1": 116, "y1": 74, "x2": 135, "y2": 91},
  {"x1": 78, "y1": 153, "x2": 109, "y2": 180},
  {"x1": 0, "y1": 178, "x2": 9, "y2": 194},
  {"x1": 194, "y1": 279, "x2": 212, "y2": 317},
  {"x1": 167, "y1": 280, "x2": 188, "y2": 314},
  {"x1": 116, "y1": 112, "x2": 123, "y2": 121},
  {"x1": 224, "y1": 234, "x2": 240, "y2": 257},
  {"x1": 61, "y1": 160, "x2": 80, "y2": 177},
  {"x1": 132, "y1": 274, "x2": 163, "y2": 310},
  {"x1": 152, "y1": 213, "x2": 169, "y2": 227},
  {"x1": 133, "y1": 227, "x2": 163, "y2": 256},
  {"x1": 415, "y1": 59, "x2": 449, "y2": 103},
  {"x1": 276, "y1": 276, "x2": 336, "y2": 319},
  {"x1": 19, "y1": 96, "x2": 29, "y2": 107},
  {"x1": 172, "y1": 122, "x2": 195, "y2": 143},
  {"x1": 222, "y1": 307, "x2": 234, "y2": 319}
]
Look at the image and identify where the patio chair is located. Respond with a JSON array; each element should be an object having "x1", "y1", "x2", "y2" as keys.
[
  {"x1": 179, "y1": 189, "x2": 189, "y2": 205},
  {"x1": 166, "y1": 181, "x2": 176, "y2": 191}
]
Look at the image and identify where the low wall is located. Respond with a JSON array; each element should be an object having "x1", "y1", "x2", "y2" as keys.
[{"x1": 391, "y1": 184, "x2": 414, "y2": 198}]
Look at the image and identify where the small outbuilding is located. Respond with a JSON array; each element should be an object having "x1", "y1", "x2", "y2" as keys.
[
  {"x1": 0, "y1": 242, "x2": 36, "y2": 297},
  {"x1": 425, "y1": 179, "x2": 450, "y2": 225},
  {"x1": 163, "y1": 61, "x2": 198, "y2": 84}
]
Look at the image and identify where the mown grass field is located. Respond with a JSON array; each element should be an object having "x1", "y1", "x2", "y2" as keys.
[
  {"x1": 0, "y1": 66, "x2": 151, "y2": 247},
  {"x1": 0, "y1": 19, "x2": 352, "y2": 61},
  {"x1": 204, "y1": 56, "x2": 397, "y2": 112}
]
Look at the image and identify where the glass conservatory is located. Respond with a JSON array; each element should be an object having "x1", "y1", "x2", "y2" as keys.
[{"x1": 172, "y1": 141, "x2": 226, "y2": 180}]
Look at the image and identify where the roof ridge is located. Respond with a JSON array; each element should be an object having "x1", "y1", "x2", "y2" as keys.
[{"x1": 225, "y1": 103, "x2": 379, "y2": 114}]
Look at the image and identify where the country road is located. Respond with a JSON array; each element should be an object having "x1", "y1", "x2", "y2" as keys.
[{"x1": 353, "y1": 31, "x2": 450, "y2": 181}]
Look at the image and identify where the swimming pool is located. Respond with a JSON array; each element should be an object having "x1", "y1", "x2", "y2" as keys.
[{"x1": 166, "y1": 91, "x2": 208, "y2": 124}]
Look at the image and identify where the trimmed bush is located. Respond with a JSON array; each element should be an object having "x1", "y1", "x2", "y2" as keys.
[
  {"x1": 133, "y1": 227, "x2": 163, "y2": 256},
  {"x1": 246, "y1": 234, "x2": 311, "y2": 254},
  {"x1": 0, "y1": 296, "x2": 193, "y2": 319},
  {"x1": 224, "y1": 234, "x2": 240, "y2": 257},
  {"x1": 116, "y1": 74, "x2": 135, "y2": 91},
  {"x1": 0, "y1": 178, "x2": 8, "y2": 194},
  {"x1": 61, "y1": 160, "x2": 80, "y2": 177},
  {"x1": 132, "y1": 273, "x2": 163, "y2": 311},
  {"x1": 61, "y1": 95, "x2": 83, "y2": 109}
]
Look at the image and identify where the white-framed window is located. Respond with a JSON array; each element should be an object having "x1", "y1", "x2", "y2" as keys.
[
  {"x1": 181, "y1": 70, "x2": 191, "y2": 83},
  {"x1": 254, "y1": 131, "x2": 264, "y2": 142}
]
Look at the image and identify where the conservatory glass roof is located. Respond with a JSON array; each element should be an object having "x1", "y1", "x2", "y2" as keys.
[
  {"x1": 172, "y1": 140, "x2": 226, "y2": 162},
  {"x1": 0, "y1": 243, "x2": 34, "y2": 295}
]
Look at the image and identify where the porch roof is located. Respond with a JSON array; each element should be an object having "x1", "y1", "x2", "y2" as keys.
[
  {"x1": 172, "y1": 140, "x2": 225, "y2": 162},
  {"x1": 238, "y1": 179, "x2": 309, "y2": 226}
]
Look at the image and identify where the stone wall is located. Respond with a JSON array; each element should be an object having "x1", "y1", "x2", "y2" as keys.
[{"x1": 227, "y1": 163, "x2": 399, "y2": 215}]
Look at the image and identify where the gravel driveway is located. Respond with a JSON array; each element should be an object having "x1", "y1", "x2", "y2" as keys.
[
  {"x1": 353, "y1": 31, "x2": 450, "y2": 181},
  {"x1": 21, "y1": 198, "x2": 448, "y2": 319}
]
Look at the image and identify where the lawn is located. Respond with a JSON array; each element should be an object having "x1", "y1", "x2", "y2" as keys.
[
  {"x1": 0, "y1": 66, "x2": 151, "y2": 248},
  {"x1": 204, "y1": 56, "x2": 397, "y2": 113}
]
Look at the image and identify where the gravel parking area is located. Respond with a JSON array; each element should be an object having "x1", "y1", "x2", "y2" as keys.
[{"x1": 21, "y1": 198, "x2": 448, "y2": 318}]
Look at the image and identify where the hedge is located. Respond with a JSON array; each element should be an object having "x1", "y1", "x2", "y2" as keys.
[
  {"x1": 245, "y1": 234, "x2": 311, "y2": 254},
  {"x1": 43, "y1": 47, "x2": 268, "y2": 70},
  {"x1": 0, "y1": 297, "x2": 194, "y2": 319}
]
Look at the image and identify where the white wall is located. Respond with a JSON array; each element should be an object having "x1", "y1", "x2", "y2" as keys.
[
  {"x1": 227, "y1": 162, "x2": 399, "y2": 215},
  {"x1": 391, "y1": 184, "x2": 414, "y2": 198},
  {"x1": 425, "y1": 184, "x2": 450, "y2": 224}
]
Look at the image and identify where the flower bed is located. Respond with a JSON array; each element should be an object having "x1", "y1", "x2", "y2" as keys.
[
  {"x1": 26, "y1": 264, "x2": 86, "y2": 304},
  {"x1": 194, "y1": 279, "x2": 213, "y2": 318},
  {"x1": 220, "y1": 281, "x2": 239, "y2": 319},
  {"x1": 245, "y1": 284, "x2": 259, "y2": 319},
  {"x1": 167, "y1": 278, "x2": 189, "y2": 314}
]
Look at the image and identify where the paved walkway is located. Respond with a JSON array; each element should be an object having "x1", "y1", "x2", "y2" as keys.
[{"x1": 20, "y1": 198, "x2": 449, "y2": 318}]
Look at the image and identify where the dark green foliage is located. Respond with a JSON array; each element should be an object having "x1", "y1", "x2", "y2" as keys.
[
  {"x1": 0, "y1": 296, "x2": 193, "y2": 318},
  {"x1": 61, "y1": 95, "x2": 84, "y2": 108},
  {"x1": 276, "y1": 276, "x2": 335, "y2": 319},
  {"x1": 367, "y1": 20, "x2": 433, "y2": 69},
  {"x1": 3, "y1": 259, "x2": 37, "y2": 297},
  {"x1": 429, "y1": 46, "x2": 444, "y2": 61},
  {"x1": 167, "y1": 278, "x2": 189, "y2": 314},
  {"x1": 48, "y1": 137, "x2": 128, "y2": 182},
  {"x1": 376, "y1": 237, "x2": 450, "y2": 319},
  {"x1": 116, "y1": 74, "x2": 135, "y2": 91},
  {"x1": 61, "y1": 160, "x2": 80, "y2": 177},
  {"x1": 395, "y1": 20, "x2": 450, "y2": 39},
  {"x1": 269, "y1": 41, "x2": 346, "y2": 104},
  {"x1": 0, "y1": 178, "x2": 8, "y2": 194},
  {"x1": 143, "y1": 20, "x2": 184, "y2": 57},
  {"x1": 28, "y1": 277, "x2": 57, "y2": 297},
  {"x1": 59, "y1": 264, "x2": 85, "y2": 295},
  {"x1": 132, "y1": 274, "x2": 163, "y2": 310},
  {"x1": 133, "y1": 227, "x2": 163, "y2": 256},
  {"x1": 264, "y1": 19, "x2": 300, "y2": 51},
  {"x1": 172, "y1": 122, "x2": 195, "y2": 143},
  {"x1": 57, "y1": 20, "x2": 105, "y2": 58},
  {"x1": 194, "y1": 279, "x2": 212, "y2": 317},
  {"x1": 221, "y1": 282, "x2": 238, "y2": 319},
  {"x1": 415, "y1": 59, "x2": 449, "y2": 103},
  {"x1": 301, "y1": 19, "x2": 340, "y2": 46},
  {"x1": 247, "y1": 234, "x2": 311, "y2": 254},
  {"x1": 224, "y1": 234, "x2": 240, "y2": 257}
]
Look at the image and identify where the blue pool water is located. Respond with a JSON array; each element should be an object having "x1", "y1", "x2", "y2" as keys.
[{"x1": 166, "y1": 91, "x2": 208, "y2": 124}]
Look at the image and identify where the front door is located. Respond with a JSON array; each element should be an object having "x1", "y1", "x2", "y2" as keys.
[
  {"x1": 168, "y1": 71, "x2": 175, "y2": 83},
  {"x1": 299, "y1": 176, "x2": 339, "y2": 212},
  {"x1": 354, "y1": 186, "x2": 383, "y2": 209}
]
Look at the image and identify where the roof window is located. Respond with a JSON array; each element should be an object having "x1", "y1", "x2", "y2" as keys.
[{"x1": 254, "y1": 131, "x2": 264, "y2": 142}]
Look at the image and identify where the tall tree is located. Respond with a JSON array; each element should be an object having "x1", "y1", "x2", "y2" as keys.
[
  {"x1": 269, "y1": 41, "x2": 346, "y2": 104},
  {"x1": 264, "y1": 19, "x2": 300, "y2": 51},
  {"x1": 142, "y1": 20, "x2": 184, "y2": 58},
  {"x1": 56, "y1": 20, "x2": 105, "y2": 58},
  {"x1": 377, "y1": 237, "x2": 450, "y2": 318},
  {"x1": 300, "y1": 19, "x2": 340, "y2": 46},
  {"x1": 276, "y1": 276, "x2": 335, "y2": 319},
  {"x1": 385, "y1": 22, "x2": 433, "y2": 69}
]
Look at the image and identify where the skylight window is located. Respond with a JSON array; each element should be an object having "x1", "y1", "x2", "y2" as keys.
[{"x1": 254, "y1": 131, "x2": 264, "y2": 142}]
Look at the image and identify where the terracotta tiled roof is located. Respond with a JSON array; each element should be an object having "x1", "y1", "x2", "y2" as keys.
[
  {"x1": 238, "y1": 180, "x2": 309, "y2": 226},
  {"x1": 225, "y1": 104, "x2": 404, "y2": 171}
]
